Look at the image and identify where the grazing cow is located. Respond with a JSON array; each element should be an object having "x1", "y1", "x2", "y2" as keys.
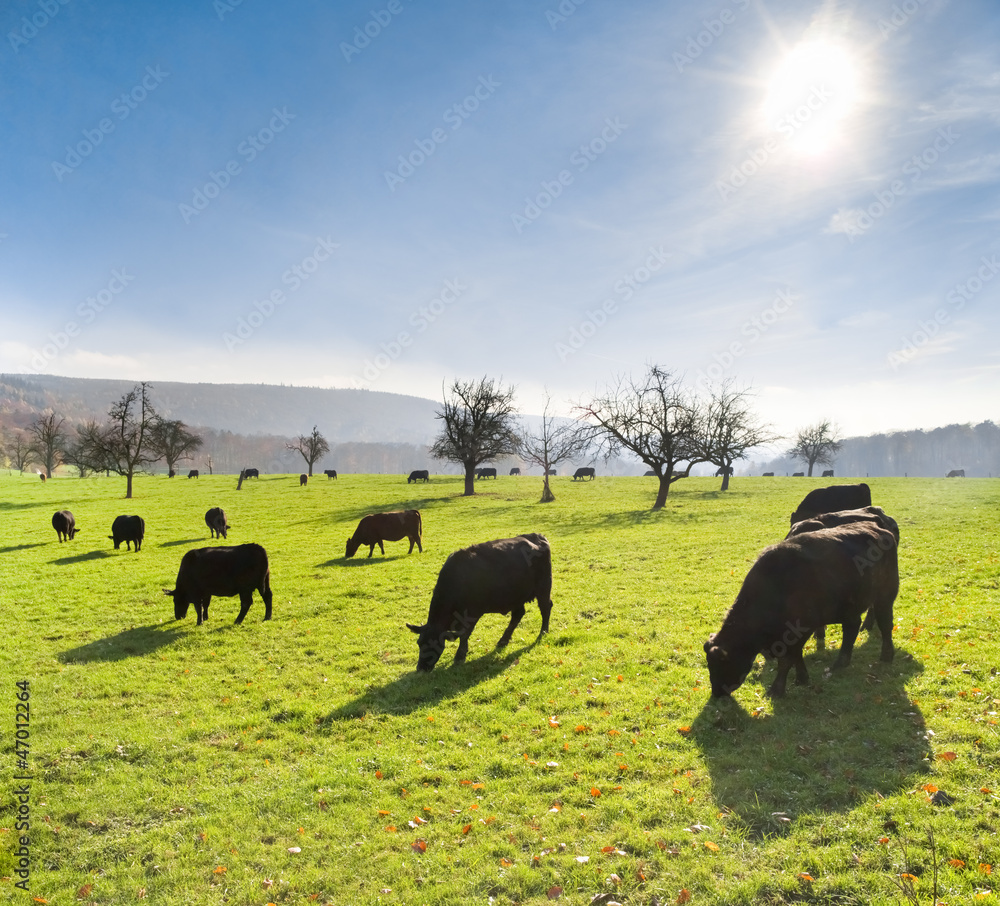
[
  {"x1": 163, "y1": 543, "x2": 273, "y2": 625},
  {"x1": 52, "y1": 510, "x2": 78, "y2": 542},
  {"x1": 546, "y1": 469, "x2": 557, "y2": 476},
  {"x1": 408, "y1": 469, "x2": 430, "y2": 483},
  {"x1": 39, "y1": 472, "x2": 46, "y2": 481},
  {"x1": 715, "y1": 466, "x2": 734, "y2": 477},
  {"x1": 109, "y1": 515, "x2": 145, "y2": 551},
  {"x1": 205, "y1": 507, "x2": 229, "y2": 539},
  {"x1": 792, "y1": 472, "x2": 805, "y2": 477},
  {"x1": 168, "y1": 469, "x2": 176, "y2": 478},
  {"x1": 790, "y1": 482, "x2": 872, "y2": 526},
  {"x1": 406, "y1": 533, "x2": 553, "y2": 671},
  {"x1": 243, "y1": 467, "x2": 259, "y2": 479},
  {"x1": 509, "y1": 467, "x2": 521, "y2": 476},
  {"x1": 324, "y1": 469, "x2": 338, "y2": 480},
  {"x1": 762, "y1": 472, "x2": 774, "y2": 477},
  {"x1": 346, "y1": 510, "x2": 422, "y2": 558},
  {"x1": 704, "y1": 522, "x2": 898, "y2": 698},
  {"x1": 299, "y1": 473, "x2": 308, "y2": 486},
  {"x1": 476, "y1": 467, "x2": 498, "y2": 479},
  {"x1": 946, "y1": 469, "x2": 965, "y2": 478},
  {"x1": 573, "y1": 467, "x2": 596, "y2": 481},
  {"x1": 188, "y1": 470, "x2": 199, "y2": 479},
  {"x1": 644, "y1": 470, "x2": 656, "y2": 476},
  {"x1": 822, "y1": 469, "x2": 835, "y2": 478}
]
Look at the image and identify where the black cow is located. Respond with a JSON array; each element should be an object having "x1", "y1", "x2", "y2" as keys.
[
  {"x1": 346, "y1": 510, "x2": 422, "y2": 558},
  {"x1": 52, "y1": 510, "x2": 78, "y2": 542},
  {"x1": 509, "y1": 467, "x2": 521, "y2": 476},
  {"x1": 643, "y1": 470, "x2": 656, "y2": 476},
  {"x1": 168, "y1": 469, "x2": 176, "y2": 478},
  {"x1": 762, "y1": 472, "x2": 774, "y2": 477},
  {"x1": 715, "y1": 466, "x2": 734, "y2": 477},
  {"x1": 205, "y1": 507, "x2": 229, "y2": 539},
  {"x1": 790, "y1": 482, "x2": 872, "y2": 526},
  {"x1": 299, "y1": 473, "x2": 308, "y2": 486},
  {"x1": 406, "y1": 533, "x2": 553, "y2": 671},
  {"x1": 546, "y1": 469, "x2": 557, "y2": 476},
  {"x1": 408, "y1": 469, "x2": 430, "y2": 483},
  {"x1": 573, "y1": 467, "x2": 596, "y2": 480},
  {"x1": 188, "y1": 470, "x2": 199, "y2": 478},
  {"x1": 163, "y1": 543, "x2": 273, "y2": 625},
  {"x1": 243, "y1": 467, "x2": 260, "y2": 479},
  {"x1": 822, "y1": 469, "x2": 835, "y2": 478},
  {"x1": 476, "y1": 467, "x2": 498, "y2": 479},
  {"x1": 704, "y1": 522, "x2": 898, "y2": 698},
  {"x1": 109, "y1": 515, "x2": 145, "y2": 551},
  {"x1": 946, "y1": 469, "x2": 965, "y2": 478},
  {"x1": 324, "y1": 469, "x2": 338, "y2": 480},
  {"x1": 792, "y1": 472, "x2": 805, "y2": 477}
]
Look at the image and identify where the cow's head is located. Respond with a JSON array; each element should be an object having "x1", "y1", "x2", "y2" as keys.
[
  {"x1": 68, "y1": 527, "x2": 79, "y2": 539},
  {"x1": 163, "y1": 588, "x2": 189, "y2": 620},
  {"x1": 345, "y1": 536, "x2": 361, "y2": 559},
  {"x1": 109, "y1": 535, "x2": 121, "y2": 549},
  {"x1": 703, "y1": 635, "x2": 754, "y2": 698},
  {"x1": 406, "y1": 623, "x2": 450, "y2": 672}
]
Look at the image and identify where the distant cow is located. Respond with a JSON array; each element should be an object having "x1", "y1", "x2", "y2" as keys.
[
  {"x1": 946, "y1": 469, "x2": 965, "y2": 478},
  {"x1": 546, "y1": 469, "x2": 557, "y2": 476},
  {"x1": 704, "y1": 522, "x2": 898, "y2": 698},
  {"x1": 243, "y1": 467, "x2": 260, "y2": 479},
  {"x1": 509, "y1": 467, "x2": 521, "y2": 476},
  {"x1": 52, "y1": 510, "x2": 78, "y2": 542},
  {"x1": 37, "y1": 471, "x2": 46, "y2": 481},
  {"x1": 643, "y1": 470, "x2": 655, "y2": 476},
  {"x1": 205, "y1": 507, "x2": 229, "y2": 539},
  {"x1": 762, "y1": 472, "x2": 774, "y2": 477},
  {"x1": 715, "y1": 466, "x2": 734, "y2": 477},
  {"x1": 299, "y1": 473, "x2": 308, "y2": 486},
  {"x1": 573, "y1": 467, "x2": 596, "y2": 480},
  {"x1": 790, "y1": 482, "x2": 872, "y2": 526},
  {"x1": 408, "y1": 469, "x2": 430, "y2": 483},
  {"x1": 109, "y1": 515, "x2": 145, "y2": 551},
  {"x1": 164, "y1": 542, "x2": 273, "y2": 625},
  {"x1": 168, "y1": 469, "x2": 176, "y2": 478},
  {"x1": 346, "y1": 510, "x2": 422, "y2": 559},
  {"x1": 822, "y1": 469, "x2": 835, "y2": 478},
  {"x1": 792, "y1": 472, "x2": 805, "y2": 477},
  {"x1": 476, "y1": 467, "x2": 497, "y2": 479},
  {"x1": 324, "y1": 469, "x2": 338, "y2": 480},
  {"x1": 188, "y1": 470, "x2": 199, "y2": 479},
  {"x1": 406, "y1": 533, "x2": 553, "y2": 671}
]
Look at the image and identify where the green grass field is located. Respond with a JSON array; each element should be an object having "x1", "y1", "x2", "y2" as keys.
[{"x1": 2, "y1": 471, "x2": 998, "y2": 905}]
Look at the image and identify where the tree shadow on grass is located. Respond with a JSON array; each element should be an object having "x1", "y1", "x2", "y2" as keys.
[
  {"x1": 318, "y1": 640, "x2": 537, "y2": 725},
  {"x1": 50, "y1": 549, "x2": 112, "y2": 565},
  {"x1": 59, "y1": 623, "x2": 184, "y2": 664},
  {"x1": 295, "y1": 494, "x2": 459, "y2": 530},
  {"x1": 0, "y1": 542, "x2": 47, "y2": 554},
  {"x1": 160, "y1": 538, "x2": 204, "y2": 547},
  {"x1": 688, "y1": 639, "x2": 928, "y2": 836}
]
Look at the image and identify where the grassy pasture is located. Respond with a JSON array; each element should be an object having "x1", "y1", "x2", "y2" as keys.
[{"x1": 1, "y1": 470, "x2": 999, "y2": 905}]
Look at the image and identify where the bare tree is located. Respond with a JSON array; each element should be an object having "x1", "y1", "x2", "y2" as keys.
[
  {"x1": 788, "y1": 419, "x2": 842, "y2": 477},
  {"x1": 149, "y1": 419, "x2": 204, "y2": 476},
  {"x1": 286, "y1": 425, "x2": 330, "y2": 476},
  {"x1": 68, "y1": 419, "x2": 111, "y2": 477},
  {"x1": 697, "y1": 381, "x2": 781, "y2": 490},
  {"x1": 87, "y1": 382, "x2": 161, "y2": 498},
  {"x1": 517, "y1": 394, "x2": 592, "y2": 502},
  {"x1": 430, "y1": 376, "x2": 519, "y2": 496},
  {"x1": 4, "y1": 431, "x2": 36, "y2": 473},
  {"x1": 28, "y1": 413, "x2": 68, "y2": 478},
  {"x1": 576, "y1": 365, "x2": 702, "y2": 510}
]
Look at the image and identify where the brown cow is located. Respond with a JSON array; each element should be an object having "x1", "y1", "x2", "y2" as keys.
[
  {"x1": 346, "y1": 510, "x2": 422, "y2": 558},
  {"x1": 704, "y1": 522, "x2": 898, "y2": 698}
]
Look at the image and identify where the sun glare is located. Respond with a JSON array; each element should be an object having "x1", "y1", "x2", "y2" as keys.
[{"x1": 761, "y1": 39, "x2": 863, "y2": 156}]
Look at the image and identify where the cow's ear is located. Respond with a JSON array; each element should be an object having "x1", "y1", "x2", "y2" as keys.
[
  {"x1": 406, "y1": 622, "x2": 425, "y2": 634},
  {"x1": 162, "y1": 588, "x2": 175, "y2": 596}
]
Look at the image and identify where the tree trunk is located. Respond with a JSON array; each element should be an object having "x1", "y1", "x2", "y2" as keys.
[
  {"x1": 463, "y1": 464, "x2": 476, "y2": 496},
  {"x1": 125, "y1": 470, "x2": 134, "y2": 499},
  {"x1": 653, "y1": 475, "x2": 671, "y2": 510},
  {"x1": 807, "y1": 462, "x2": 815, "y2": 477},
  {"x1": 540, "y1": 477, "x2": 555, "y2": 503},
  {"x1": 721, "y1": 469, "x2": 731, "y2": 491}
]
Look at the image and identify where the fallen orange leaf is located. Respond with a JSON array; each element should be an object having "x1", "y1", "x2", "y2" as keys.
[
  {"x1": 574, "y1": 724, "x2": 590, "y2": 733},
  {"x1": 385, "y1": 825, "x2": 397, "y2": 832},
  {"x1": 213, "y1": 866, "x2": 227, "y2": 875},
  {"x1": 375, "y1": 770, "x2": 382, "y2": 779},
  {"x1": 938, "y1": 751, "x2": 957, "y2": 761},
  {"x1": 799, "y1": 873, "x2": 814, "y2": 881},
  {"x1": 980, "y1": 863, "x2": 993, "y2": 874},
  {"x1": 500, "y1": 857, "x2": 513, "y2": 867},
  {"x1": 411, "y1": 839, "x2": 427, "y2": 853},
  {"x1": 549, "y1": 717, "x2": 560, "y2": 728},
  {"x1": 677, "y1": 890, "x2": 691, "y2": 904},
  {"x1": 547, "y1": 886, "x2": 563, "y2": 900},
  {"x1": 704, "y1": 841, "x2": 719, "y2": 851},
  {"x1": 678, "y1": 726, "x2": 691, "y2": 735},
  {"x1": 77, "y1": 884, "x2": 93, "y2": 899},
  {"x1": 900, "y1": 873, "x2": 918, "y2": 882},
  {"x1": 949, "y1": 859, "x2": 966, "y2": 868},
  {"x1": 462, "y1": 824, "x2": 472, "y2": 835}
]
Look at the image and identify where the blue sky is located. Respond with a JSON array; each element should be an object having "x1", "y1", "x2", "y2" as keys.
[{"x1": 2, "y1": 0, "x2": 998, "y2": 438}]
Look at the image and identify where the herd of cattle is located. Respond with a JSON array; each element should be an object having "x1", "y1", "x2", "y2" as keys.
[{"x1": 47, "y1": 475, "x2": 909, "y2": 690}]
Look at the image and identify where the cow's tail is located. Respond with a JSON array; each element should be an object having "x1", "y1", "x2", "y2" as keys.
[{"x1": 415, "y1": 509, "x2": 423, "y2": 541}]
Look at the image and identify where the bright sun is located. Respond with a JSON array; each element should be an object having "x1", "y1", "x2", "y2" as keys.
[{"x1": 761, "y1": 39, "x2": 863, "y2": 156}]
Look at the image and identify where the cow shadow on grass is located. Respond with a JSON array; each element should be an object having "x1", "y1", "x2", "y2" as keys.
[
  {"x1": 688, "y1": 639, "x2": 929, "y2": 837},
  {"x1": 318, "y1": 641, "x2": 537, "y2": 726},
  {"x1": 50, "y1": 549, "x2": 112, "y2": 565},
  {"x1": 160, "y1": 538, "x2": 204, "y2": 547},
  {"x1": 318, "y1": 554, "x2": 417, "y2": 568},
  {"x1": 1, "y1": 542, "x2": 47, "y2": 554},
  {"x1": 59, "y1": 623, "x2": 184, "y2": 664},
  {"x1": 296, "y1": 495, "x2": 459, "y2": 530}
]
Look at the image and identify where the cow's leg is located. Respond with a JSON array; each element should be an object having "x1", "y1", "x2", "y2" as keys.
[
  {"x1": 195, "y1": 596, "x2": 209, "y2": 625},
  {"x1": 831, "y1": 617, "x2": 862, "y2": 670},
  {"x1": 814, "y1": 625, "x2": 826, "y2": 650},
  {"x1": 537, "y1": 596, "x2": 553, "y2": 634},
  {"x1": 378, "y1": 540, "x2": 385, "y2": 555},
  {"x1": 261, "y1": 586, "x2": 273, "y2": 621},
  {"x1": 496, "y1": 603, "x2": 526, "y2": 649},
  {"x1": 871, "y1": 601, "x2": 895, "y2": 662},
  {"x1": 235, "y1": 591, "x2": 252, "y2": 624},
  {"x1": 367, "y1": 544, "x2": 375, "y2": 558}
]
